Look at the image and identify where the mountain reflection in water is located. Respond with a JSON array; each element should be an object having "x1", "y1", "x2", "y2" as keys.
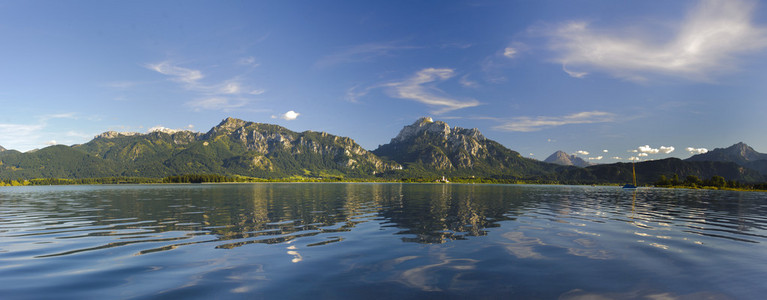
[{"x1": 1, "y1": 183, "x2": 766, "y2": 299}]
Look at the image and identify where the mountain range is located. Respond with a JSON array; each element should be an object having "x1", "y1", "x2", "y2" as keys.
[{"x1": 1, "y1": 117, "x2": 765, "y2": 184}]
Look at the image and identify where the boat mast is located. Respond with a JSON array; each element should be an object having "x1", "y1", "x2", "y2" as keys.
[{"x1": 632, "y1": 162, "x2": 637, "y2": 187}]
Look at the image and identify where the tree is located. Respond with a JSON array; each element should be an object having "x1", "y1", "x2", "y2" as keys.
[
  {"x1": 684, "y1": 175, "x2": 702, "y2": 187},
  {"x1": 706, "y1": 176, "x2": 726, "y2": 188}
]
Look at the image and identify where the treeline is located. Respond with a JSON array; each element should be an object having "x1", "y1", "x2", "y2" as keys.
[
  {"x1": 161, "y1": 174, "x2": 353, "y2": 183},
  {"x1": 654, "y1": 174, "x2": 767, "y2": 190},
  {"x1": 162, "y1": 174, "x2": 259, "y2": 183},
  {"x1": 0, "y1": 177, "x2": 160, "y2": 186}
]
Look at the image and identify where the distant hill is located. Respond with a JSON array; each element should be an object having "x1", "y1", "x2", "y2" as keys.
[
  {"x1": 544, "y1": 151, "x2": 593, "y2": 167},
  {"x1": 372, "y1": 117, "x2": 563, "y2": 178},
  {"x1": 0, "y1": 145, "x2": 5, "y2": 152},
  {"x1": 686, "y1": 142, "x2": 767, "y2": 175},
  {"x1": 559, "y1": 158, "x2": 764, "y2": 185}
]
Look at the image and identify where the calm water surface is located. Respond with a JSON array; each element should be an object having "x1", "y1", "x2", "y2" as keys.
[{"x1": 1, "y1": 183, "x2": 766, "y2": 299}]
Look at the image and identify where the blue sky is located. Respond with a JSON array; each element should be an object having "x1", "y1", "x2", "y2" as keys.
[{"x1": 2, "y1": 0, "x2": 767, "y2": 163}]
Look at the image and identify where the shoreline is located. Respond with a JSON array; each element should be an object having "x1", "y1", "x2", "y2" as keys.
[{"x1": 2, "y1": 176, "x2": 766, "y2": 192}]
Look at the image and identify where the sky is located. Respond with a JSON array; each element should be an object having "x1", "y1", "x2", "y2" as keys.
[{"x1": 2, "y1": 0, "x2": 767, "y2": 163}]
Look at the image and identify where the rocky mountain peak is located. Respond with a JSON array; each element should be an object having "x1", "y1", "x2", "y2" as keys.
[
  {"x1": 392, "y1": 117, "x2": 453, "y2": 143},
  {"x1": 688, "y1": 142, "x2": 766, "y2": 164},
  {"x1": 373, "y1": 117, "x2": 516, "y2": 171},
  {"x1": 545, "y1": 151, "x2": 573, "y2": 165},
  {"x1": 205, "y1": 117, "x2": 250, "y2": 137},
  {"x1": 218, "y1": 117, "x2": 247, "y2": 130},
  {"x1": 544, "y1": 150, "x2": 593, "y2": 167},
  {"x1": 730, "y1": 142, "x2": 757, "y2": 159},
  {"x1": 0, "y1": 145, "x2": 5, "y2": 152}
]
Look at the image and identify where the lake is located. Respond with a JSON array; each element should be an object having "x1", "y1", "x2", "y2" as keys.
[{"x1": 1, "y1": 183, "x2": 766, "y2": 299}]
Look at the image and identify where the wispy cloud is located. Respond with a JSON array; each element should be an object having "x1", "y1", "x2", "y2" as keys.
[
  {"x1": 459, "y1": 74, "x2": 479, "y2": 88},
  {"x1": 345, "y1": 85, "x2": 374, "y2": 103},
  {"x1": 237, "y1": 56, "x2": 260, "y2": 67},
  {"x1": 544, "y1": 0, "x2": 767, "y2": 81},
  {"x1": 315, "y1": 41, "x2": 419, "y2": 68},
  {"x1": 146, "y1": 61, "x2": 265, "y2": 111},
  {"x1": 385, "y1": 68, "x2": 480, "y2": 114},
  {"x1": 562, "y1": 64, "x2": 587, "y2": 78},
  {"x1": 186, "y1": 97, "x2": 249, "y2": 112},
  {"x1": 0, "y1": 114, "x2": 80, "y2": 151},
  {"x1": 493, "y1": 111, "x2": 615, "y2": 132},
  {"x1": 146, "y1": 62, "x2": 203, "y2": 84},
  {"x1": 575, "y1": 150, "x2": 589, "y2": 155}
]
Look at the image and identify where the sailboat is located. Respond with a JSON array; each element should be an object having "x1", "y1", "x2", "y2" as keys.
[{"x1": 622, "y1": 162, "x2": 638, "y2": 189}]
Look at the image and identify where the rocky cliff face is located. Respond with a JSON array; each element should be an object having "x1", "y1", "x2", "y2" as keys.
[
  {"x1": 373, "y1": 117, "x2": 556, "y2": 177},
  {"x1": 203, "y1": 117, "x2": 400, "y2": 172},
  {"x1": 0, "y1": 145, "x2": 5, "y2": 152}
]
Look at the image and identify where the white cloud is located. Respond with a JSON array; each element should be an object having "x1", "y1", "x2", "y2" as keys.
[
  {"x1": 345, "y1": 85, "x2": 373, "y2": 103},
  {"x1": 0, "y1": 114, "x2": 83, "y2": 151},
  {"x1": 503, "y1": 47, "x2": 518, "y2": 58},
  {"x1": 686, "y1": 147, "x2": 709, "y2": 154},
  {"x1": 612, "y1": 156, "x2": 622, "y2": 160},
  {"x1": 637, "y1": 145, "x2": 675, "y2": 155},
  {"x1": 638, "y1": 145, "x2": 660, "y2": 154},
  {"x1": 45, "y1": 140, "x2": 57, "y2": 146},
  {"x1": 220, "y1": 82, "x2": 241, "y2": 94},
  {"x1": 602, "y1": 149, "x2": 609, "y2": 153},
  {"x1": 385, "y1": 68, "x2": 480, "y2": 114},
  {"x1": 146, "y1": 62, "x2": 203, "y2": 83},
  {"x1": 562, "y1": 64, "x2": 588, "y2": 78},
  {"x1": 316, "y1": 41, "x2": 419, "y2": 68},
  {"x1": 588, "y1": 156, "x2": 603, "y2": 160},
  {"x1": 272, "y1": 110, "x2": 300, "y2": 121},
  {"x1": 544, "y1": 0, "x2": 767, "y2": 81},
  {"x1": 494, "y1": 111, "x2": 615, "y2": 132},
  {"x1": 459, "y1": 74, "x2": 479, "y2": 88},
  {"x1": 186, "y1": 98, "x2": 248, "y2": 112},
  {"x1": 147, "y1": 61, "x2": 265, "y2": 112},
  {"x1": 629, "y1": 156, "x2": 641, "y2": 161},
  {"x1": 638, "y1": 153, "x2": 649, "y2": 157},
  {"x1": 575, "y1": 150, "x2": 589, "y2": 155},
  {"x1": 238, "y1": 56, "x2": 260, "y2": 67}
]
